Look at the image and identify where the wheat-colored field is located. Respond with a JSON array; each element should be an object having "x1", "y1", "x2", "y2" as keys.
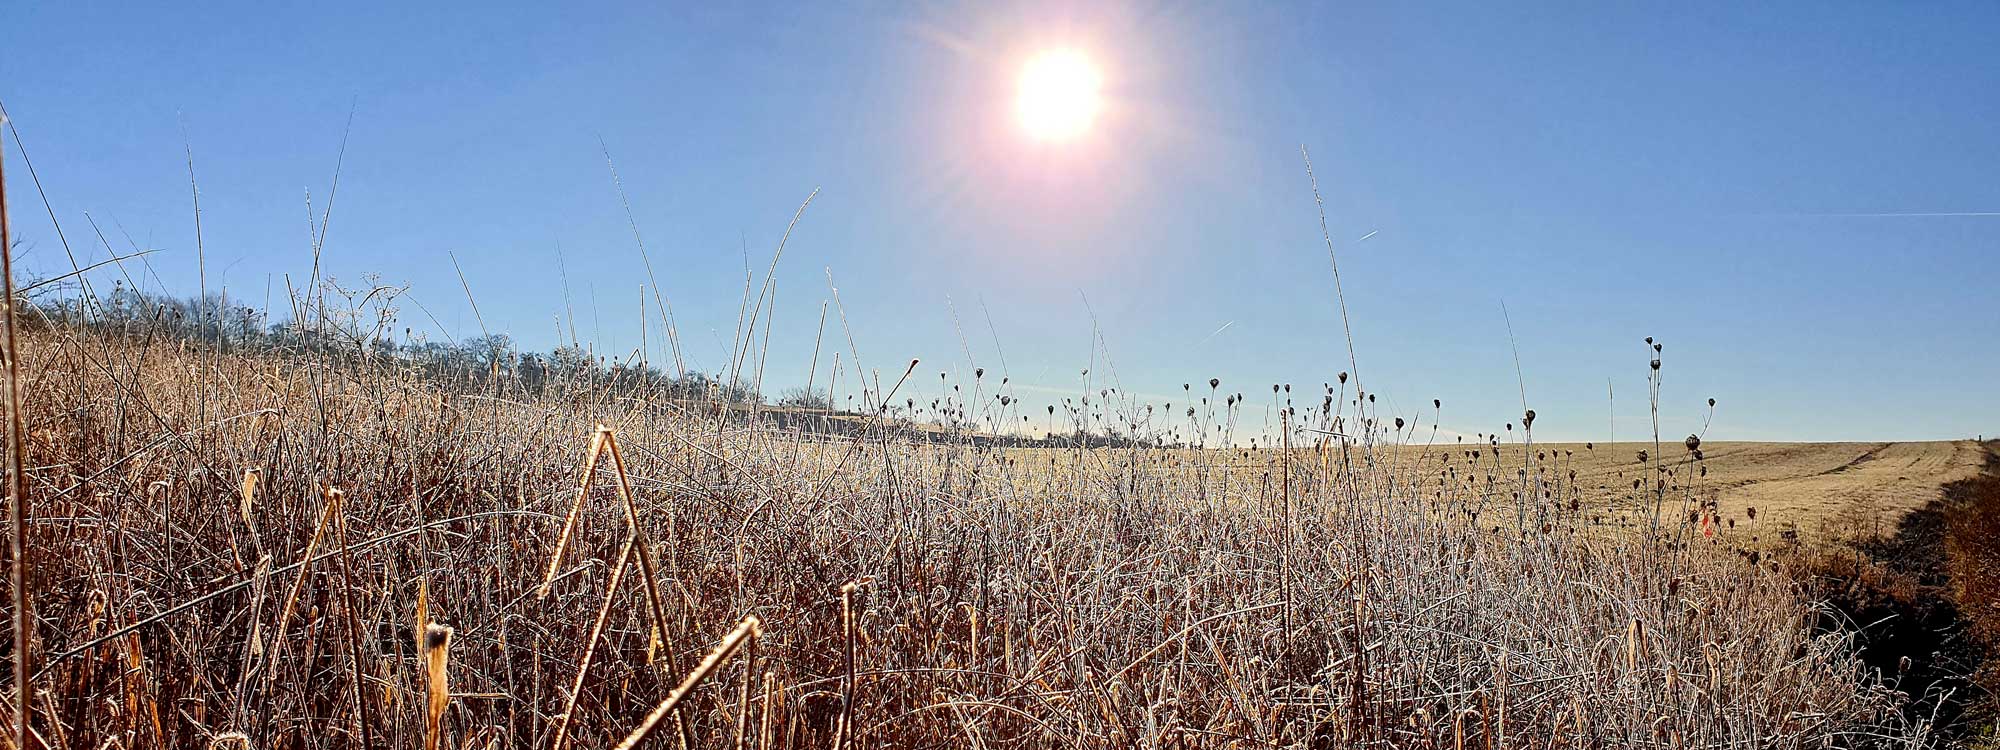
[
  {"x1": 1392, "y1": 439, "x2": 1988, "y2": 542},
  {"x1": 1000, "y1": 438, "x2": 1987, "y2": 544}
]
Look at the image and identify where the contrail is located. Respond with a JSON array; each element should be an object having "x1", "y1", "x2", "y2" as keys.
[
  {"x1": 1806, "y1": 212, "x2": 2000, "y2": 217},
  {"x1": 1196, "y1": 320, "x2": 1234, "y2": 346}
]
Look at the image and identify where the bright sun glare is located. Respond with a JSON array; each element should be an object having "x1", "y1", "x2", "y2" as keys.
[{"x1": 1016, "y1": 49, "x2": 1102, "y2": 142}]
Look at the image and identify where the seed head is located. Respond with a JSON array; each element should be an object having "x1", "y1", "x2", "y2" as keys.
[{"x1": 424, "y1": 622, "x2": 454, "y2": 652}]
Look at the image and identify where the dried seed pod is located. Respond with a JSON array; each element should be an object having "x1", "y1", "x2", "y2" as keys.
[{"x1": 423, "y1": 623, "x2": 454, "y2": 750}]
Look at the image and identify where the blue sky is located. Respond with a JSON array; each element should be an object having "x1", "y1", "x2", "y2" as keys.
[{"x1": 5, "y1": 1, "x2": 1997, "y2": 442}]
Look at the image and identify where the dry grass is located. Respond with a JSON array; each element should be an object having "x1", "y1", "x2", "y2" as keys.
[{"x1": 0, "y1": 322, "x2": 1939, "y2": 748}]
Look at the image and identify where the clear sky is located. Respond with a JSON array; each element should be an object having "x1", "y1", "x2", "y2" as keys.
[{"x1": 5, "y1": 1, "x2": 1997, "y2": 443}]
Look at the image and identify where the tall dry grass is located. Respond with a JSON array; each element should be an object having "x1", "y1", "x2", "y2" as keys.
[{"x1": 1, "y1": 320, "x2": 1932, "y2": 749}]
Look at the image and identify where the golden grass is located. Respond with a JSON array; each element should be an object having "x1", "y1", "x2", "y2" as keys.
[{"x1": 10, "y1": 326, "x2": 1940, "y2": 747}]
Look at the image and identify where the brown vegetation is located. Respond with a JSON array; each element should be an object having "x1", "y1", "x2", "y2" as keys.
[
  {"x1": 1778, "y1": 442, "x2": 2000, "y2": 743},
  {"x1": 0, "y1": 324, "x2": 1936, "y2": 748}
]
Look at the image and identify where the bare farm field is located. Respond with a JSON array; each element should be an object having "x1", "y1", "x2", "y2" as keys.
[{"x1": 1423, "y1": 440, "x2": 1990, "y2": 543}]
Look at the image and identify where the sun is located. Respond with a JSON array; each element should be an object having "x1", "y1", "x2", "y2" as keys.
[{"x1": 1016, "y1": 49, "x2": 1102, "y2": 142}]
